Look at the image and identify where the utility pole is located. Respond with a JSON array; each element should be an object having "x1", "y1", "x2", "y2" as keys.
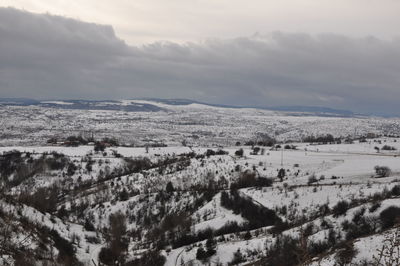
[{"x1": 281, "y1": 145, "x2": 284, "y2": 166}]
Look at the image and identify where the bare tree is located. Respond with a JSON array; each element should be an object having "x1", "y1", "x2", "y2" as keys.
[{"x1": 373, "y1": 228, "x2": 400, "y2": 266}]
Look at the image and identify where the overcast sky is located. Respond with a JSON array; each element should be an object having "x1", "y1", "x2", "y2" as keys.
[{"x1": 1, "y1": 1, "x2": 400, "y2": 115}]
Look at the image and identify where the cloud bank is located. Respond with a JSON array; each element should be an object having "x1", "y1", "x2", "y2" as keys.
[{"x1": 1, "y1": 8, "x2": 400, "y2": 115}]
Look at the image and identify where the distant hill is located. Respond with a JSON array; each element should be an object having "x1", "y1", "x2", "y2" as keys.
[
  {"x1": 0, "y1": 98, "x2": 165, "y2": 112},
  {"x1": 267, "y1": 105, "x2": 354, "y2": 117},
  {"x1": 0, "y1": 98, "x2": 40, "y2": 105},
  {"x1": 0, "y1": 97, "x2": 357, "y2": 117},
  {"x1": 141, "y1": 98, "x2": 356, "y2": 117}
]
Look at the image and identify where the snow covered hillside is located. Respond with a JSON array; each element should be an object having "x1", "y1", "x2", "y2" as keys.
[{"x1": 0, "y1": 104, "x2": 399, "y2": 265}]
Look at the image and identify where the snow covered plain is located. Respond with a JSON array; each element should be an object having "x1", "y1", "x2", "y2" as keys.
[
  {"x1": 1, "y1": 100, "x2": 400, "y2": 147},
  {"x1": 0, "y1": 101, "x2": 399, "y2": 265}
]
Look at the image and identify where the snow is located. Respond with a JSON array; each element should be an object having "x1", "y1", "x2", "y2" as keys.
[
  {"x1": 41, "y1": 101, "x2": 74, "y2": 105},
  {"x1": 1, "y1": 101, "x2": 400, "y2": 265},
  {"x1": 0, "y1": 145, "x2": 94, "y2": 157},
  {"x1": 1, "y1": 101, "x2": 400, "y2": 147},
  {"x1": 192, "y1": 193, "x2": 246, "y2": 232}
]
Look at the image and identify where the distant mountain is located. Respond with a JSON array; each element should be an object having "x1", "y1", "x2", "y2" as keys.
[{"x1": 0, "y1": 97, "x2": 357, "y2": 117}]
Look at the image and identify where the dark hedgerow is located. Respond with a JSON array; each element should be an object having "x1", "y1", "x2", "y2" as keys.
[
  {"x1": 220, "y1": 190, "x2": 280, "y2": 229},
  {"x1": 332, "y1": 200, "x2": 350, "y2": 217},
  {"x1": 380, "y1": 206, "x2": 400, "y2": 229}
]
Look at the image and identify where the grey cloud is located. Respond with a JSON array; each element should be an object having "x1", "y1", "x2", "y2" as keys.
[{"x1": 1, "y1": 8, "x2": 400, "y2": 115}]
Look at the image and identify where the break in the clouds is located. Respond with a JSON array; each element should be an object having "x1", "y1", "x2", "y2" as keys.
[{"x1": 1, "y1": 7, "x2": 400, "y2": 115}]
